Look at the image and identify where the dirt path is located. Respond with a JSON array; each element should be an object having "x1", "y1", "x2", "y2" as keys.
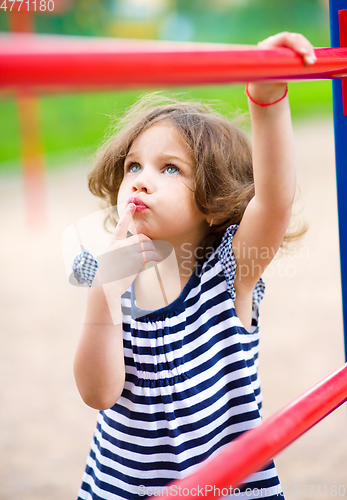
[{"x1": 0, "y1": 116, "x2": 346, "y2": 500}]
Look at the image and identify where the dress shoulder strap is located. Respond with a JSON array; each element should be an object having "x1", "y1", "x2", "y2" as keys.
[{"x1": 218, "y1": 224, "x2": 265, "y2": 310}]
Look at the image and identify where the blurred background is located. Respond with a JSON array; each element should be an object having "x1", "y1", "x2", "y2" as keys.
[
  {"x1": 0, "y1": 0, "x2": 333, "y2": 171},
  {"x1": 1, "y1": 1, "x2": 347, "y2": 499},
  {"x1": 0, "y1": 0, "x2": 332, "y2": 42}
]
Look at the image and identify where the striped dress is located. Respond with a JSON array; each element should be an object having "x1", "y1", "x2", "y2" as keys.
[{"x1": 76, "y1": 224, "x2": 283, "y2": 500}]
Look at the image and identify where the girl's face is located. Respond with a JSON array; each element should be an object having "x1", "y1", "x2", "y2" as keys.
[{"x1": 117, "y1": 122, "x2": 208, "y2": 247}]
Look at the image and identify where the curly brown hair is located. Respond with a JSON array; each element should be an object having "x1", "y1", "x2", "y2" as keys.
[{"x1": 88, "y1": 93, "x2": 303, "y2": 262}]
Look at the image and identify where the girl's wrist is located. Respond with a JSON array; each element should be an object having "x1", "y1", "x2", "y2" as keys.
[{"x1": 246, "y1": 82, "x2": 288, "y2": 106}]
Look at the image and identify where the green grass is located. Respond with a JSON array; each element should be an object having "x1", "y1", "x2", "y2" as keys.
[{"x1": 0, "y1": 80, "x2": 333, "y2": 171}]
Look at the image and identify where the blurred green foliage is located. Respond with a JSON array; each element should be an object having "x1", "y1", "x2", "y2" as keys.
[
  {"x1": 0, "y1": 80, "x2": 332, "y2": 169},
  {"x1": 174, "y1": 0, "x2": 329, "y2": 46},
  {"x1": 0, "y1": 0, "x2": 330, "y2": 45}
]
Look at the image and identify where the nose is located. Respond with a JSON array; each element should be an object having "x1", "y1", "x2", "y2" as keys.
[{"x1": 131, "y1": 167, "x2": 154, "y2": 194}]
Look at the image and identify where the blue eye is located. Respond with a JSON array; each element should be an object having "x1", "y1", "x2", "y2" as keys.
[
  {"x1": 125, "y1": 163, "x2": 180, "y2": 175},
  {"x1": 126, "y1": 163, "x2": 141, "y2": 173},
  {"x1": 165, "y1": 165, "x2": 180, "y2": 175}
]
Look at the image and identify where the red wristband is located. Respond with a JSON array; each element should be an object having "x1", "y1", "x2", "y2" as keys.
[{"x1": 245, "y1": 83, "x2": 288, "y2": 107}]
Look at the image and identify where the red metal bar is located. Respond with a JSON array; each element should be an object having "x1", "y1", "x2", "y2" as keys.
[
  {"x1": 339, "y1": 10, "x2": 347, "y2": 115},
  {"x1": 152, "y1": 364, "x2": 347, "y2": 499},
  {"x1": 1, "y1": 34, "x2": 347, "y2": 91},
  {"x1": 16, "y1": 89, "x2": 47, "y2": 228},
  {"x1": 7, "y1": 14, "x2": 48, "y2": 229},
  {"x1": 8, "y1": 10, "x2": 34, "y2": 33}
]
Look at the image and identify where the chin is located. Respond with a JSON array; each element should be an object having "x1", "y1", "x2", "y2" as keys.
[{"x1": 129, "y1": 221, "x2": 152, "y2": 237}]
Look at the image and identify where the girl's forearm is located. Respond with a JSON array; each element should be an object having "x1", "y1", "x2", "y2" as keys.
[
  {"x1": 73, "y1": 284, "x2": 125, "y2": 410},
  {"x1": 248, "y1": 83, "x2": 296, "y2": 213}
]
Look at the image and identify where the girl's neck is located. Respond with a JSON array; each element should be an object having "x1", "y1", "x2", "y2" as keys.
[{"x1": 134, "y1": 239, "x2": 203, "y2": 311}]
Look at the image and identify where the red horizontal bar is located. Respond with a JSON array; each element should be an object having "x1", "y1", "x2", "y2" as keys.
[
  {"x1": 1, "y1": 34, "x2": 347, "y2": 91},
  {"x1": 152, "y1": 364, "x2": 347, "y2": 499},
  {"x1": 339, "y1": 9, "x2": 347, "y2": 115}
]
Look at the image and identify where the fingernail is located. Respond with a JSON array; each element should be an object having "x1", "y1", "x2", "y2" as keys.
[
  {"x1": 306, "y1": 55, "x2": 316, "y2": 64},
  {"x1": 300, "y1": 47, "x2": 308, "y2": 54}
]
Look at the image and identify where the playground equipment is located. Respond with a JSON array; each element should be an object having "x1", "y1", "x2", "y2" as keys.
[
  {"x1": 1, "y1": 33, "x2": 347, "y2": 90},
  {"x1": 151, "y1": 363, "x2": 347, "y2": 498},
  {"x1": 1, "y1": 0, "x2": 347, "y2": 493},
  {"x1": 3, "y1": 3, "x2": 73, "y2": 227}
]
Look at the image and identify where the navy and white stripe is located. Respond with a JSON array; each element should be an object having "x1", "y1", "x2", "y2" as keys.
[{"x1": 77, "y1": 224, "x2": 283, "y2": 500}]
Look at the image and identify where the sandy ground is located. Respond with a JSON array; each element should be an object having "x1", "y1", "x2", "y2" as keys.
[{"x1": 0, "y1": 116, "x2": 346, "y2": 500}]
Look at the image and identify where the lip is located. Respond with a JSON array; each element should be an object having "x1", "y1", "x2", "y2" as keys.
[{"x1": 127, "y1": 197, "x2": 149, "y2": 212}]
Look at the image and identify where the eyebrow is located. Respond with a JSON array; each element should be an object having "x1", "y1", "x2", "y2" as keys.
[{"x1": 125, "y1": 151, "x2": 191, "y2": 167}]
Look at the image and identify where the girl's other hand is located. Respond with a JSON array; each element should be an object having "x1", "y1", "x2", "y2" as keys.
[
  {"x1": 97, "y1": 203, "x2": 163, "y2": 295},
  {"x1": 247, "y1": 32, "x2": 316, "y2": 105},
  {"x1": 257, "y1": 31, "x2": 316, "y2": 66}
]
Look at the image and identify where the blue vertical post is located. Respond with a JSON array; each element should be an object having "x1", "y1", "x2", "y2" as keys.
[{"x1": 329, "y1": 0, "x2": 347, "y2": 361}]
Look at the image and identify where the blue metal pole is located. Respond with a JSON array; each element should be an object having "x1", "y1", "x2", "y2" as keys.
[{"x1": 329, "y1": 0, "x2": 347, "y2": 361}]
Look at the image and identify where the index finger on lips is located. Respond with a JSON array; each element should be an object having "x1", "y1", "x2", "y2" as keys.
[{"x1": 112, "y1": 203, "x2": 136, "y2": 241}]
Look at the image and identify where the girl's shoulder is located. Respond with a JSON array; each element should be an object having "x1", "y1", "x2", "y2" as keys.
[{"x1": 213, "y1": 224, "x2": 265, "y2": 311}]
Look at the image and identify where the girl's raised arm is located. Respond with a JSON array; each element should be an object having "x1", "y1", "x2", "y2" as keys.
[{"x1": 232, "y1": 32, "x2": 316, "y2": 330}]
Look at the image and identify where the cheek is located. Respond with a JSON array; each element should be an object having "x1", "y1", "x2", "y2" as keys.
[
  {"x1": 116, "y1": 181, "x2": 127, "y2": 217},
  {"x1": 172, "y1": 191, "x2": 200, "y2": 220},
  {"x1": 180, "y1": 186, "x2": 197, "y2": 211}
]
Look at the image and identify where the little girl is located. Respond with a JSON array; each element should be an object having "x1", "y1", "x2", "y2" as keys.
[{"x1": 72, "y1": 33, "x2": 316, "y2": 500}]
